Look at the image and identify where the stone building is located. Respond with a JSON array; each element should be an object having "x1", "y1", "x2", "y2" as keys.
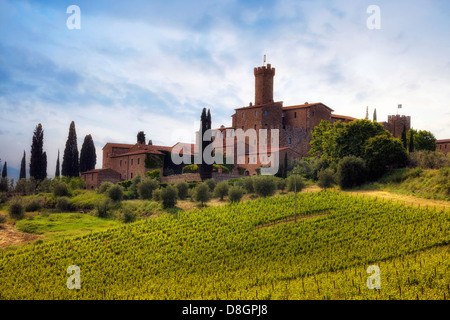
[
  {"x1": 379, "y1": 115, "x2": 411, "y2": 138},
  {"x1": 436, "y1": 139, "x2": 450, "y2": 155}
]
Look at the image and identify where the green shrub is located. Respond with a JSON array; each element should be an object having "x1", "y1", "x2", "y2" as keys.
[
  {"x1": 0, "y1": 192, "x2": 7, "y2": 204},
  {"x1": 0, "y1": 213, "x2": 6, "y2": 224},
  {"x1": 137, "y1": 178, "x2": 159, "y2": 200},
  {"x1": 96, "y1": 198, "x2": 113, "y2": 218},
  {"x1": 56, "y1": 197, "x2": 72, "y2": 212},
  {"x1": 8, "y1": 197, "x2": 25, "y2": 220},
  {"x1": 228, "y1": 186, "x2": 244, "y2": 203},
  {"x1": 121, "y1": 208, "x2": 137, "y2": 223},
  {"x1": 107, "y1": 184, "x2": 124, "y2": 202},
  {"x1": 25, "y1": 198, "x2": 43, "y2": 212},
  {"x1": 276, "y1": 178, "x2": 286, "y2": 191},
  {"x1": 286, "y1": 174, "x2": 305, "y2": 192},
  {"x1": 152, "y1": 188, "x2": 162, "y2": 202},
  {"x1": 52, "y1": 180, "x2": 69, "y2": 197},
  {"x1": 182, "y1": 164, "x2": 199, "y2": 174},
  {"x1": 175, "y1": 181, "x2": 189, "y2": 200},
  {"x1": 70, "y1": 191, "x2": 104, "y2": 210},
  {"x1": 118, "y1": 180, "x2": 132, "y2": 190},
  {"x1": 243, "y1": 177, "x2": 254, "y2": 193},
  {"x1": 204, "y1": 178, "x2": 216, "y2": 192},
  {"x1": 337, "y1": 156, "x2": 367, "y2": 189},
  {"x1": 212, "y1": 164, "x2": 230, "y2": 173},
  {"x1": 194, "y1": 183, "x2": 211, "y2": 206},
  {"x1": 161, "y1": 185, "x2": 178, "y2": 208},
  {"x1": 98, "y1": 181, "x2": 114, "y2": 194},
  {"x1": 123, "y1": 190, "x2": 138, "y2": 200},
  {"x1": 213, "y1": 181, "x2": 229, "y2": 200},
  {"x1": 407, "y1": 167, "x2": 423, "y2": 179},
  {"x1": 317, "y1": 168, "x2": 336, "y2": 189},
  {"x1": 146, "y1": 169, "x2": 161, "y2": 181},
  {"x1": 130, "y1": 175, "x2": 142, "y2": 192},
  {"x1": 253, "y1": 176, "x2": 277, "y2": 198}
]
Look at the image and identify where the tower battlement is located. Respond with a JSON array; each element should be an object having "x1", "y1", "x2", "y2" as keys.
[
  {"x1": 254, "y1": 63, "x2": 275, "y2": 106},
  {"x1": 254, "y1": 64, "x2": 275, "y2": 76}
]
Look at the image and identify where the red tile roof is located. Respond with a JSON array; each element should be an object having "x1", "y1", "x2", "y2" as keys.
[
  {"x1": 102, "y1": 143, "x2": 134, "y2": 150},
  {"x1": 436, "y1": 139, "x2": 450, "y2": 144},
  {"x1": 331, "y1": 114, "x2": 356, "y2": 121},
  {"x1": 283, "y1": 102, "x2": 334, "y2": 112}
]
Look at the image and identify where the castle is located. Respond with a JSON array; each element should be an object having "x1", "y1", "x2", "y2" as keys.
[{"x1": 81, "y1": 61, "x2": 411, "y2": 187}]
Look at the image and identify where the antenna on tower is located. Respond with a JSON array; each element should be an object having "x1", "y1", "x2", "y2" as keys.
[{"x1": 263, "y1": 54, "x2": 266, "y2": 66}]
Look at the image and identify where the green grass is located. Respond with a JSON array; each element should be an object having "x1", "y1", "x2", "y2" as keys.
[{"x1": 15, "y1": 212, "x2": 120, "y2": 241}]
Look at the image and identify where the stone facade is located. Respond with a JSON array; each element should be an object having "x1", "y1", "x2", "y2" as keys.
[
  {"x1": 380, "y1": 115, "x2": 411, "y2": 138},
  {"x1": 436, "y1": 139, "x2": 450, "y2": 155},
  {"x1": 81, "y1": 168, "x2": 122, "y2": 190}
]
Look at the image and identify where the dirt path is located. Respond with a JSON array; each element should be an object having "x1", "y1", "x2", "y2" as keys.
[
  {"x1": 340, "y1": 189, "x2": 450, "y2": 211},
  {"x1": 0, "y1": 224, "x2": 43, "y2": 249}
]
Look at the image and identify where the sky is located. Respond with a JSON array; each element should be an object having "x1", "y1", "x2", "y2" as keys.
[{"x1": 1, "y1": 0, "x2": 450, "y2": 179}]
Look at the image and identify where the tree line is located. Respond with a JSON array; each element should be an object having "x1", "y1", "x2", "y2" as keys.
[{"x1": 0, "y1": 121, "x2": 96, "y2": 192}]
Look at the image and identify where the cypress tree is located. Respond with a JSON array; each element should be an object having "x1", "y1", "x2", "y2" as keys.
[
  {"x1": 137, "y1": 131, "x2": 146, "y2": 144},
  {"x1": 80, "y1": 134, "x2": 97, "y2": 173},
  {"x1": 401, "y1": 124, "x2": 407, "y2": 149},
  {"x1": 373, "y1": 108, "x2": 377, "y2": 122},
  {"x1": 2, "y1": 162, "x2": 7, "y2": 178},
  {"x1": 20, "y1": 151, "x2": 26, "y2": 179},
  {"x1": 62, "y1": 121, "x2": 79, "y2": 177},
  {"x1": 409, "y1": 129, "x2": 415, "y2": 153},
  {"x1": 30, "y1": 123, "x2": 47, "y2": 180},
  {"x1": 199, "y1": 108, "x2": 212, "y2": 181},
  {"x1": 55, "y1": 150, "x2": 60, "y2": 178}
]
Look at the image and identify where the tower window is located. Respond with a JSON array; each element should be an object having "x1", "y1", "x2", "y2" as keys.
[
  {"x1": 137, "y1": 158, "x2": 140, "y2": 165},
  {"x1": 255, "y1": 111, "x2": 257, "y2": 116},
  {"x1": 131, "y1": 159, "x2": 134, "y2": 165},
  {"x1": 242, "y1": 112, "x2": 245, "y2": 118},
  {"x1": 294, "y1": 112, "x2": 297, "y2": 118},
  {"x1": 120, "y1": 160, "x2": 122, "y2": 167},
  {"x1": 131, "y1": 172, "x2": 133, "y2": 179},
  {"x1": 312, "y1": 111, "x2": 315, "y2": 117},
  {"x1": 288, "y1": 138, "x2": 291, "y2": 144},
  {"x1": 264, "y1": 110, "x2": 268, "y2": 116}
]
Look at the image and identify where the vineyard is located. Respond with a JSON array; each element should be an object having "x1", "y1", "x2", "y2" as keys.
[{"x1": 0, "y1": 190, "x2": 449, "y2": 300}]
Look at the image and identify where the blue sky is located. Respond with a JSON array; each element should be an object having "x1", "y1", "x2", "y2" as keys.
[{"x1": 1, "y1": 0, "x2": 450, "y2": 178}]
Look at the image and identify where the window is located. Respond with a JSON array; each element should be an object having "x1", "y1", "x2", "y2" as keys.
[
  {"x1": 242, "y1": 126, "x2": 244, "y2": 130},
  {"x1": 294, "y1": 112, "x2": 297, "y2": 118},
  {"x1": 137, "y1": 158, "x2": 140, "y2": 165},
  {"x1": 312, "y1": 111, "x2": 315, "y2": 117},
  {"x1": 253, "y1": 157, "x2": 256, "y2": 163},
  {"x1": 131, "y1": 172, "x2": 133, "y2": 179},
  {"x1": 255, "y1": 111, "x2": 257, "y2": 116},
  {"x1": 264, "y1": 110, "x2": 268, "y2": 116},
  {"x1": 254, "y1": 124, "x2": 256, "y2": 130},
  {"x1": 91, "y1": 174, "x2": 94, "y2": 181},
  {"x1": 254, "y1": 139, "x2": 257, "y2": 145},
  {"x1": 120, "y1": 160, "x2": 122, "y2": 167},
  {"x1": 131, "y1": 159, "x2": 134, "y2": 165},
  {"x1": 288, "y1": 138, "x2": 291, "y2": 144},
  {"x1": 248, "y1": 157, "x2": 250, "y2": 163},
  {"x1": 242, "y1": 112, "x2": 245, "y2": 118}
]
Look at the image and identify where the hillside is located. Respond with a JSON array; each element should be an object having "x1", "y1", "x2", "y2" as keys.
[{"x1": 0, "y1": 190, "x2": 449, "y2": 300}]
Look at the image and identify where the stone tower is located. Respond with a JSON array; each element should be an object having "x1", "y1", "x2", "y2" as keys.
[
  {"x1": 254, "y1": 64, "x2": 275, "y2": 106},
  {"x1": 384, "y1": 115, "x2": 411, "y2": 138}
]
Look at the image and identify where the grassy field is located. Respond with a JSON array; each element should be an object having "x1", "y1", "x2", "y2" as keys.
[{"x1": 0, "y1": 190, "x2": 448, "y2": 300}]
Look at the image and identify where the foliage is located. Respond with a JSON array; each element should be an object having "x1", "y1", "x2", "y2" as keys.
[
  {"x1": 175, "y1": 181, "x2": 189, "y2": 200},
  {"x1": 182, "y1": 164, "x2": 199, "y2": 174},
  {"x1": 107, "y1": 184, "x2": 124, "y2": 202},
  {"x1": 336, "y1": 156, "x2": 367, "y2": 189},
  {"x1": 121, "y1": 207, "x2": 137, "y2": 224},
  {"x1": 213, "y1": 181, "x2": 229, "y2": 200},
  {"x1": 310, "y1": 119, "x2": 389, "y2": 164},
  {"x1": 228, "y1": 186, "x2": 244, "y2": 203},
  {"x1": 70, "y1": 190, "x2": 104, "y2": 210},
  {"x1": 160, "y1": 185, "x2": 178, "y2": 208},
  {"x1": 20, "y1": 151, "x2": 27, "y2": 179},
  {"x1": 204, "y1": 178, "x2": 216, "y2": 192},
  {"x1": 137, "y1": 177, "x2": 159, "y2": 200},
  {"x1": 24, "y1": 198, "x2": 43, "y2": 212},
  {"x1": 52, "y1": 180, "x2": 70, "y2": 197},
  {"x1": 98, "y1": 181, "x2": 114, "y2": 194},
  {"x1": 145, "y1": 154, "x2": 164, "y2": 170},
  {"x1": 317, "y1": 168, "x2": 336, "y2": 189},
  {"x1": 193, "y1": 182, "x2": 211, "y2": 205},
  {"x1": 286, "y1": 174, "x2": 305, "y2": 192},
  {"x1": 118, "y1": 180, "x2": 132, "y2": 190},
  {"x1": 238, "y1": 167, "x2": 246, "y2": 175},
  {"x1": 56, "y1": 197, "x2": 72, "y2": 212},
  {"x1": 243, "y1": 176, "x2": 254, "y2": 193},
  {"x1": 364, "y1": 134, "x2": 407, "y2": 180},
  {"x1": 152, "y1": 188, "x2": 162, "y2": 202},
  {"x1": 146, "y1": 169, "x2": 161, "y2": 181},
  {"x1": 408, "y1": 150, "x2": 450, "y2": 169},
  {"x1": 212, "y1": 164, "x2": 230, "y2": 174},
  {"x1": 252, "y1": 175, "x2": 277, "y2": 198},
  {"x1": 55, "y1": 150, "x2": 60, "y2": 178},
  {"x1": 137, "y1": 131, "x2": 146, "y2": 144},
  {"x1": 62, "y1": 121, "x2": 79, "y2": 177},
  {"x1": 79, "y1": 134, "x2": 97, "y2": 173},
  {"x1": 291, "y1": 157, "x2": 329, "y2": 181},
  {"x1": 30, "y1": 123, "x2": 47, "y2": 180},
  {"x1": 95, "y1": 198, "x2": 113, "y2": 218},
  {"x1": 8, "y1": 197, "x2": 25, "y2": 220}
]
